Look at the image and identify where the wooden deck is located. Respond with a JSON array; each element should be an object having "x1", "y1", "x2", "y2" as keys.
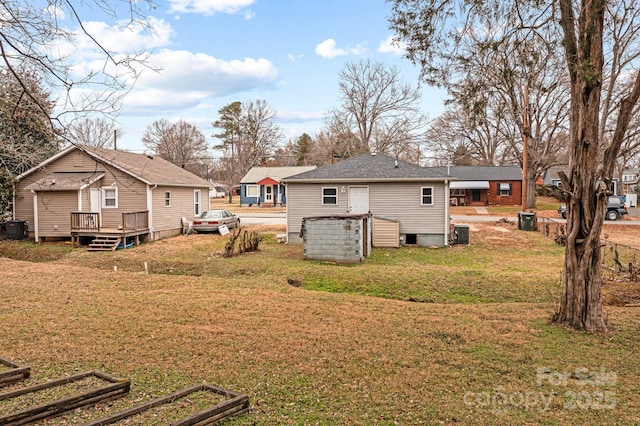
[{"x1": 70, "y1": 211, "x2": 149, "y2": 249}]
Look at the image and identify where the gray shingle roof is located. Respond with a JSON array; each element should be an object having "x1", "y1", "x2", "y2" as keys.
[
  {"x1": 86, "y1": 147, "x2": 212, "y2": 187},
  {"x1": 283, "y1": 153, "x2": 448, "y2": 182},
  {"x1": 428, "y1": 165, "x2": 522, "y2": 181}
]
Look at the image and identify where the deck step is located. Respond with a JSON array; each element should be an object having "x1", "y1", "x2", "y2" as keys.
[{"x1": 88, "y1": 237, "x2": 121, "y2": 251}]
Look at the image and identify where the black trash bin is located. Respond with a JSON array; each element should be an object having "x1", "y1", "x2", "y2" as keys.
[
  {"x1": 5, "y1": 220, "x2": 28, "y2": 240},
  {"x1": 454, "y1": 225, "x2": 469, "y2": 245},
  {"x1": 517, "y1": 212, "x2": 536, "y2": 231}
]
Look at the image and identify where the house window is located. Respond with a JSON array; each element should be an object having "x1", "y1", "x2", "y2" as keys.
[
  {"x1": 165, "y1": 191, "x2": 171, "y2": 207},
  {"x1": 102, "y1": 187, "x2": 118, "y2": 208},
  {"x1": 322, "y1": 187, "x2": 337, "y2": 205},
  {"x1": 421, "y1": 187, "x2": 434, "y2": 205},
  {"x1": 498, "y1": 183, "x2": 512, "y2": 196},
  {"x1": 623, "y1": 174, "x2": 636, "y2": 182},
  {"x1": 194, "y1": 190, "x2": 201, "y2": 216},
  {"x1": 245, "y1": 185, "x2": 259, "y2": 197},
  {"x1": 451, "y1": 189, "x2": 465, "y2": 196}
]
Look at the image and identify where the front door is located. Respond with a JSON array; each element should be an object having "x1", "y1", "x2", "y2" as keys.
[
  {"x1": 472, "y1": 189, "x2": 481, "y2": 202},
  {"x1": 265, "y1": 185, "x2": 273, "y2": 203},
  {"x1": 90, "y1": 188, "x2": 102, "y2": 226},
  {"x1": 349, "y1": 186, "x2": 369, "y2": 214}
]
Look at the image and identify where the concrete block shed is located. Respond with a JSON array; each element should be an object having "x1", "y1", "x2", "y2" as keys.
[{"x1": 301, "y1": 214, "x2": 372, "y2": 263}]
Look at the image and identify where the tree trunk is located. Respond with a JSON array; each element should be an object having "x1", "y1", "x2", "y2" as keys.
[{"x1": 554, "y1": 0, "x2": 609, "y2": 332}]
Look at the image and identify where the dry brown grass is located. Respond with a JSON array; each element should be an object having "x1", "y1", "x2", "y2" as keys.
[{"x1": 1, "y1": 225, "x2": 640, "y2": 424}]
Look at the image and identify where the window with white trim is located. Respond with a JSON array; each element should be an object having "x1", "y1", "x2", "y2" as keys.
[
  {"x1": 102, "y1": 187, "x2": 118, "y2": 208},
  {"x1": 322, "y1": 187, "x2": 337, "y2": 205},
  {"x1": 498, "y1": 183, "x2": 512, "y2": 196},
  {"x1": 421, "y1": 187, "x2": 434, "y2": 205},
  {"x1": 194, "y1": 190, "x2": 201, "y2": 216},
  {"x1": 245, "y1": 185, "x2": 259, "y2": 197},
  {"x1": 165, "y1": 191, "x2": 171, "y2": 207}
]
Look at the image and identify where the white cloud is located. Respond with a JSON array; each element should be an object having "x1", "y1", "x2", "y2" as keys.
[
  {"x1": 168, "y1": 0, "x2": 254, "y2": 15},
  {"x1": 276, "y1": 110, "x2": 325, "y2": 124},
  {"x1": 286, "y1": 53, "x2": 303, "y2": 62},
  {"x1": 122, "y1": 49, "x2": 278, "y2": 112},
  {"x1": 244, "y1": 9, "x2": 256, "y2": 20},
  {"x1": 315, "y1": 39, "x2": 348, "y2": 59},
  {"x1": 378, "y1": 35, "x2": 406, "y2": 55}
]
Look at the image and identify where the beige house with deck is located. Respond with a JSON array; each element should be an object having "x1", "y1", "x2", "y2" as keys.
[{"x1": 13, "y1": 145, "x2": 211, "y2": 249}]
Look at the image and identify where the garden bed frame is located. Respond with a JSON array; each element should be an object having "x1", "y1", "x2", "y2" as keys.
[
  {"x1": 0, "y1": 357, "x2": 30, "y2": 388},
  {"x1": 84, "y1": 383, "x2": 249, "y2": 426},
  {"x1": 0, "y1": 370, "x2": 129, "y2": 425}
]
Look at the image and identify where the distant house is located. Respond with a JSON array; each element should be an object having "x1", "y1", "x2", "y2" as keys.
[
  {"x1": 209, "y1": 183, "x2": 227, "y2": 198},
  {"x1": 13, "y1": 145, "x2": 211, "y2": 247},
  {"x1": 541, "y1": 165, "x2": 569, "y2": 188},
  {"x1": 240, "y1": 166, "x2": 316, "y2": 206},
  {"x1": 428, "y1": 165, "x2": 523, "y2": 206},
  {"x1": 542, "y1": 164, "x2": 619, "y2": 195},
  {"x1": 621, "y1": 168, "x2": 639, "y2": 194},
  {"x1": 283, "y1": 153, "x2": 452, "y2": 247}
]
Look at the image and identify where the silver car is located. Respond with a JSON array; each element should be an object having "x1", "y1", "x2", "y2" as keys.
[{"x1": 193, "y1": 209, "x2": 240, "y2": 233}]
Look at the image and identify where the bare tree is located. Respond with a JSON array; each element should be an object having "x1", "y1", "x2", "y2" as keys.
[
  {"x1": 326, "y1": 59, "x2": 427, "y2": 159},
  {"x1": 0, "y1": 0, "x2": 153, "y2": 123},
  {"x1": 426, "y1": 102, "x2": 515, "y2": 166},
  {"x1": 389, "y1": 0, "x2": 640, "y2": 332},
  {"x1": 143, "y1": 119, "x2": 209, "y2": 176},
  {"x1": 212, "y1": 100, "x2": 283, "y2": 202},
  {"x1": 65, "y1": 117, "x2": 123, "y2": 149}
]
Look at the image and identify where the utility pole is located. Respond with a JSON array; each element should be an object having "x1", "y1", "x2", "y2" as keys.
[{"x1": 522, "y1": 84, "x2": 529, "y2": 211}]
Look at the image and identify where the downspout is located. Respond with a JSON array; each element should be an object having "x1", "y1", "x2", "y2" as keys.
[
  {"x1": 12, "y1": 183, "x2": 16, "y2": 220},
  {"x1": 444, "y1": 180, "x2": 450, "y2": 246},
  {"x1": 147, "y1": 184, "x2": 156, "y2": 240},
  {"x1": 30, "y1": 190, "x2": 39, "y2": 242}
]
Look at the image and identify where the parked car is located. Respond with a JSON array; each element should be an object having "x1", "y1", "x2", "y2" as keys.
[
  {"x1": 557, "y1": 196, "x2": 628, "y2": 221},
  {"x1": 193, "y1": 209, "x2": 240, "y2": 232}
]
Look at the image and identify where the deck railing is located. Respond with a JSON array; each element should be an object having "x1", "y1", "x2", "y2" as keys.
[
  {"x1": 71, "y1": 212, "x2": 100, "y2": 231},
  {"x1": 122, "y1": 211, "x2": 149, "y2": 231},
  {"x1": 70, "y1": 211, "x2": 149, "y2": 232}
]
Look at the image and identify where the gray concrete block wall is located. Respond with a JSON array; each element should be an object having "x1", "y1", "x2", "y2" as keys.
[{"x1": 302, "y1": 218, "x2": 365, "y2": 263}]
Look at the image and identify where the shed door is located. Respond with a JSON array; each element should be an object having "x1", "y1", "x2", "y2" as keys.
[{"x1": 349, "y1": 186, "x2": 369, "y2": 214}]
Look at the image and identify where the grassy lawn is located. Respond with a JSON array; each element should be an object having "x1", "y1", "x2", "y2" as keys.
[{"x1": 0, "y1": 223, "x2": 638, "y2": 425}]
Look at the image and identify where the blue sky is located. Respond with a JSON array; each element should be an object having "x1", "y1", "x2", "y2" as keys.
[{"x1": 56, "y1": 0, "x2": 446, "y2": 154}]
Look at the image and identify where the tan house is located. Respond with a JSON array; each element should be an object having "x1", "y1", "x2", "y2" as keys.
[
  {"x1": 282, "y1": 153, "x2": 452, "y2": 247},
  {"x1": 13, "y1": 145, "x2": 211, "y2": 248}
]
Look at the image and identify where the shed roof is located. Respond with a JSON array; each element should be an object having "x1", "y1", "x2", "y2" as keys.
[
  {"x1": 25, "y1": 172, "x2": 105, "y2": 191},
  {"x1": 428, "y1": 165, "x2": 522, "y2": 181},
  {"x1": 241, "y1": 166, "x2": 317, "y2": 183},
  {"x1": 284, "y1": 153, "x2": 448, "y2": 182}
]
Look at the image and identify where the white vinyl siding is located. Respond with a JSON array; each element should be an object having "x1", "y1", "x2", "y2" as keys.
[{"x1": 287, "y1": 182, "x2": 447, "y2": 237}]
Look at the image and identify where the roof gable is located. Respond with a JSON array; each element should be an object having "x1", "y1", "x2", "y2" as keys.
[
  {"x1": 16, "y1": 145, "x2": 211, "y2": 188},
  {"x1": 240, "y1": 166, "x2": 317, "y2": 183},
  {"x1": 284, "y1": 153, "x2": 447, "y2": 182}
]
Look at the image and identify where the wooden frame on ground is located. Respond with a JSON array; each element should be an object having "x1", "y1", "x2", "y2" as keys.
[
  {"x1": 0, "y1": 356, "x2": 30, "y2": 388},
  {"x1": 0, "y1": 370, "x2": 129, "y2": 425},
  {"x1": 84, "y1": 383, "x2": 250, "y2": 426}
]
